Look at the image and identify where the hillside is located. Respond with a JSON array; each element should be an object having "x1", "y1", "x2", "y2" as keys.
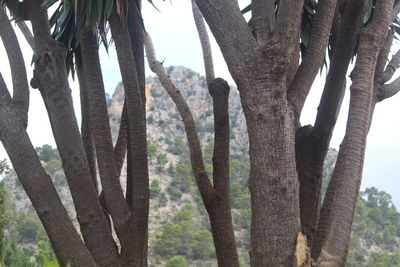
[{"x1": 1, "y1": 66, "x2": 400, "y2": 266}]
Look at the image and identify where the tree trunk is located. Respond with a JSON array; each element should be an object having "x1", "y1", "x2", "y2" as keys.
[
  {"x1": 28, "y1": 2, "x2": 120, "y2": 265},
  {"x1": 296, "y1": 0, "x2": 366, "y2": 246},
  {"x1": 246, "y1": 99, "x2": 301, "y2": 266},
  {"x1": 76, "y1": 47, "x2": 98, "y2": 194},
  {"x1": 79, "y1": 28, "x2": 134, "y2": 265},
  {"x1": 109, "y1": 9, "x2": 149, "y2": 266},
  {"x1": 0, "y1": 95, "x2": 97, "y2": 267},
  {"x1": 206, "y1": 79, "x2": 239, "y2": 267},
  {"x1": 313, "y1": 1, "x2": 393, "y2": 264}
]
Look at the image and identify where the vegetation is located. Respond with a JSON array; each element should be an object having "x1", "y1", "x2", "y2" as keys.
[{"x1": 1, "y1": 0, "x2": 400, "y2": 265}]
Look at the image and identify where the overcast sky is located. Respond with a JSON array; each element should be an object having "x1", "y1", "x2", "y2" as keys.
[{"x1": 1, "y1": 0, "x2": 399, "y2": 207}]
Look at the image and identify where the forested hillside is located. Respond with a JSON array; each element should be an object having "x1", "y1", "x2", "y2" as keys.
[{"x1": 1, "y1": 67, "x2": 399, "y2": 266}]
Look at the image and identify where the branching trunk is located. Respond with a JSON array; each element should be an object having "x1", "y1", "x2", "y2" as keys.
[
  {"x1": 79, "y1": 28, "x2": 134, "y2": 264},
  {"x1": 314, "y1": 1, "x2": 394, "y2": 264},
  {"x1": 191, "y1": 3, "x2": 239, "y2": 264},
  {"x1": 296, "y1": 0, "x2": 366, "y2": 247},
  {"x1": 0, "y1": 21, "x2": 97, "y2": 264},
  {"x1": 109, "y1": 8, "x2": 149, "y2": 266},
  {"x1": 145, "y1": 34, "x2": 239, "y2": 266},
  {"x1": 0, "y1": 101, "x2": 98, "y2": 267},
  {"x1": 26, "y1": 2, "x2": 120, "y2": 265}
]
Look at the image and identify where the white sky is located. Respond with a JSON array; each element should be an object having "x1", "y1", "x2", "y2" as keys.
[{"x1": 1, "y1": 0, "x2": 399, "y2": 207}]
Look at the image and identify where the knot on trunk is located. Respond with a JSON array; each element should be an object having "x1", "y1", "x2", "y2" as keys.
[{"x1": 208, "y1": 78, "x2": 230, "y2": 97}]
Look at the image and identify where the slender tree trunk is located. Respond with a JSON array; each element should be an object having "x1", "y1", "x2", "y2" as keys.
[
  {"x1": 313, "y1": 1, "x2": 393, "y2": 264},
  {"x1": 76, "y1": 48, "x2": 98, "y2": 193},
  {"x1": 27, "y1": 2, "x2": 120, "y2": 265},
  {"x1": 296, "y1": 0, "x2": 366, "y2": 246},
  {"x1": 79, "y1": 28, "x2": 134, "y2": 265},
  {"x1": 0, "y1": 93, "x2": 97, "y2": 267},
  {"x1": 206, "y1": 79, "x2": 239, "y2": 267},
  {"x1": 145, "y1": 34, "x2": 241, "y2": 266},
  {"x1": 109, "y1": 9, "x2": 149, "y2": 266}
]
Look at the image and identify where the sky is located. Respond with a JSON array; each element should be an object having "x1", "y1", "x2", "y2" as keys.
[{"x1": 1, "y1": 0, "x2": 400, "y2": 207}]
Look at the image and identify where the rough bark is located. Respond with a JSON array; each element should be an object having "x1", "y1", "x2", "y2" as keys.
[
  {"x1": 251, "y1": 0, "x2": 275, "y2": 43},
  {"x1": 79, "y1": 28, "x2": 134, "y2": 264},
  {"x1": 245, "y1": 67, "x2": 300, "y2": 267},
  {"x1": 109, "y1": 8, "x2": 149, "y2": 266},
  {"x1": 114, "y1": 102, "x2": 128, "y2": 177},
  {"x1": 17, "y1": 21, "x2": 34, "y2": 50},
  {"x1": 194, "y1": 0, "x2": 256, "y2": 85},
  {"x1": 145, "y1": 34, "x2": 217, "y2": 203},
  {"x1": 314, "y1": 1, "x2": 394, "y2": 264},
  {"x1": 0, "y1": 41, "x2": 97, "y2": 264},
  {"x1": 0, "y1": 98, "x2": 98, "y2": 267},
  {"x1": 208, "y1": 79, "x2": 239, "y2": 267},
  {"x1": 295, "y1": 0, "x2": 366, "y2": 247},
  {"x1": 196, "y1": 1, "x2": 303, "y2": 265},
  {"x1": 288, "y1": 0, "x2": 337, "y2": 116},
  {"x1": 192, "y1": 0, "x2": 215, "y2": 85},
  {"x1": 191, "y1": 3, "x2": 239, "y2": 264},
  {"x1": 26, "y1": 2, "x2": 120, "y2": 265},
  {"x1": 76, "y1": 47, "x2": 98, "y2": 193},
  {"x1": 0, "y1": 6, "x2": 29, "y2": 127}
]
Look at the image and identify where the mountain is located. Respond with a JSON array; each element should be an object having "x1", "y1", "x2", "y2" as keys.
[{"x1": 1, "y1": 66, "x2": 400, "y2": 266}]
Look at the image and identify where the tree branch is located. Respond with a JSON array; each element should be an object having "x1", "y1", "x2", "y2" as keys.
[
  {"x1": 378, "y1": 76, "x2": 400, "y2": 101},
  {"x1": 314, "y1": 0, "x2": 394, "y2": 264},
  {"x1": 109, "y1": 8, "x2": 149, "y2": 264},
  {"x1": 313, "y1": 0, "x2": 366, "y2": 136},
  {"x1": 192, "y1": 0, "x2": 215, "y2": 85},
  {"x1": 193, "y1": 0, "x2": 256, "y2": 84},
  {"x1": 288, "y1": 0, "x2": 337, "y2": 116},
  {"x1": 251, "y1": 0, "x2": 275, "y2": 44},
  {"x1": 3, "y1": 0, "x2": 29, "y2": 20},
  {"x1": 144, "y1": 33, "x2": 217, "y2": 203},
  {"x1": 0, "y1": 73, "x2": 12, "y2": 103},
  {"x1": 382, "y1": 48, "x2": 400, "y2": 83},
  {"x1": 17, "y1": 21, "x2": 34, "y2": 50},
  {"x1": 209, "y1": 79, "x2": 230, "y2": 193},
  {"x1": 391, "y1": 0, "x2": 400, "y2": 21},
  {"x1": 375, "y1": 29, "x2": 394, "y2": 83},
  {"x1": 0, "y1": 6, "x2": 29, "y2": 126},
  {"x1": 76, "y1": 47, "x2": 98, "y2": 193},
  {"x1": 275, "y1": 0, "x2": 304, "y2": 44},
  {"x1": 114, "y1": 102, "x2": 128, "y2": 177}
]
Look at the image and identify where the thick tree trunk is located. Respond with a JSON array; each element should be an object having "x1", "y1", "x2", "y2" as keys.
[
  {"x1": 243, "y1": 57, "x2": 301, "y2": 267},
  {"x1": 27, "y1": 3, "x2": 120, "y2": 265},
  {"x1": 109, "y1": 9, "x2": 149, "y2": 266}
]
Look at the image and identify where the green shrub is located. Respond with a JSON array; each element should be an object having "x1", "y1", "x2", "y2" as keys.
[{"x1": 165, "y1": 256, "x2": 188, "y2": 267}]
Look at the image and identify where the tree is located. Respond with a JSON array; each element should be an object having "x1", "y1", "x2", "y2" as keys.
[
  {"x1": 188, "y1": 0, "x2": 400, "y2": 265},
  {"x1": 0, "y1": 0, "x2": 149, "y2": 265},
  {"x1": 1, "y1": 0, "x2": 400, "y2": 267}
]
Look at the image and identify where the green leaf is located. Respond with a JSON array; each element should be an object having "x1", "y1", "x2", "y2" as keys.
[
  {"x1": 241, "y1": 4, "x2": 251, "y2": 14},
  {"x1": 104, "y1": 0, "x2": 114, "y2": 18}
]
